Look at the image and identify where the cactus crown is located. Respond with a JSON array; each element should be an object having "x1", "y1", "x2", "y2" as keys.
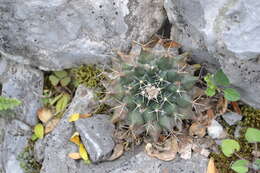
[{"x1": 110, "y1": 40, "x2": 197, "y2": 141}]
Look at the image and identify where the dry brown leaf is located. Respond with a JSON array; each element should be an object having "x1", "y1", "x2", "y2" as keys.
[
  {"x1": 216, "y1": 97, "x2": 228, "y2": 115},
  {"x1": 178, "y1": 136, "x2": 193, "y2": 160},
  {"x1": 231, "y1": 102, "x2": 242, "y2": 115},
  {"x1": 145, "y1": 138, "x2": 179, "y2": 161},
  {"x1": 163, "y1": 40, "x2": 182, "y2": 48},
  {"x1": 189, "y1": 122, "x2": 206, "y2": 138},
  {"x1": 108, "y1": 143, "x2": 124, "y2": 161},
  {"x1": 45, "y1": 118, "x2": 60, "y2": 134},
  {"x1": 70, "y1": 132, "x2": 81, "y2": 145},
  {"x1": 207, "y1": 157, "x2": 218, "y2": 173},
  {"x1": 207, "y1": 109, "x2": 215, "y2": 121},
  {"x1": 68, "y1": 152, "x2": 81, "y2": 160},
  {"x1": 37, "y1": 107, "x2": 53, "y2": 123},
  {"x1": 79, "y1": 113, "x2": 92, "y2": 119},
  {"x1": 252, "y1": 150, "x2": 260, "y2": 157}
]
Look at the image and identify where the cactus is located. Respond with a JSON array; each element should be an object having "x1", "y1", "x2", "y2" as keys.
[{"x1": 109, "y1": 39, "x2": 197, "y2": 141}]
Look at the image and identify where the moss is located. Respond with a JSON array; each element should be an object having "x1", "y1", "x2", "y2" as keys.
[
  {"x1": 17, "y1": 140, "x2": 41, "y2": 173},
  {"x1": 71, "y1": 65, "x2": 105, "y2": 90},
  {"x1": 211, "y1": 105, "x2": 260, "y2": 173}
]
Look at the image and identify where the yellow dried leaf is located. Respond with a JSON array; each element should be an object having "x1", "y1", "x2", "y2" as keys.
[
  {"x1": 207, "y1": 157, "x2": 218, "y2": 173},
  {"x1": 79, "y1": 143, "x2": 91, "y2": 164},
  {"x1": 70, "y1": 132, "x2": 80, "y2": 145},
  {"x1": 45, "y1": 118, "x2": 60, "y2": 134},
  {"x1": 68, "y1": 152, "x2": 81, "y2": 160},
  {"x1": 79, "y1": 113, "x2": 92, "y2": 119},
  {"x1": 37, "y1": 107, "x2": 53, "y2": 123},
  {"x1": 68, "y1": 113, "x2": 80, "y2": 122},
  {"x1": 34, "y1": 123, "x2": 44, "y2": 139}
]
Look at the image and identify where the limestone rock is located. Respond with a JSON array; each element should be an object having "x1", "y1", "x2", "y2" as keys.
[
  {"x1": 1, "y1": 120, "x2": 31, "y2": 173},
  {"x1": 222, "y1": 112, "x2": 242, "y2": 126},
  {"x1": 0, "y1": 0, "x2": 165, "y2": 70},
  {"x1": 0, "y1": 58, "x2": 44, "y2": 126},
  {"x1": 75, "y1": 114, "x2": 115, "y2": 163},
  {"x1": 164, "y1": 0, "x2": 260, "y2": 108},
  {"x1": 207, "y1": 120, "x2": 226, "y2": 139},
  {"x1": 39, "y1": 85, "x2": 97, "y2": 173}
]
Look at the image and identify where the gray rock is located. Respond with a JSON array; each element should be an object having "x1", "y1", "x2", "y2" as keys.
[
  {"x1": 1, "y1": 58, "x2": 43, "y2": 126},
  {"x1": 207, "y1": 120, "x2": 226, "y2": 139},
  {"x1": 79, "y1": 149, "x2": 208, "y2": 173},
  {"x1": 222, "y1": 112, "x2": 242, "y2": 126},
  {"x1": 164, "y1": 0, "x2": 260, "y2": 108},
  {"x1": 234, "y1": 126, "x2": 242, "y2": 138},
  {"x1": 39, "y1": 85, "x2": 98, "y2": 173},
  {"x1": 75, "y1": 114, "x2": 115, "y2": 163},
  {"x1": 0, "y1": 119, "x2": 32, "y2": 173},
  {"x1": 0, "y1": 0, "x2": 165, "y2": 70}
]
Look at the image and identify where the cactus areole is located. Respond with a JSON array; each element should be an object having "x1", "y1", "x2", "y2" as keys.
[{"x1": 111, "y1": 41, "x2": 197, "y2": 141}]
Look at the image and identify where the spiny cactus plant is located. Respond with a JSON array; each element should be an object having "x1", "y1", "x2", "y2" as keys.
[
  {"x1": 0, "y1": 96, "x2": 21, "y2": 111},
  {"x1": 108, "y1": 39, "x2": 197, "y2": 141}
]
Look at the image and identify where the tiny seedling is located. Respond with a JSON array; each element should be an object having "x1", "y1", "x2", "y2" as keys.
[
  {"x1": 204, "y1": 69, "x2": 240, "y2": 101},
  {"x1": 49, "y1": 70, "x2": 72, "y2": 87},
  {"x1": 220, "y1": 128, "x2": 260, "y2": 173}
]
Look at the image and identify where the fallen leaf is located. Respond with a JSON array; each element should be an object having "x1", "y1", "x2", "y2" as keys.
[
  {"x1": 79, "y1": 143, "x2": 91, "y2": 164},
  {"x1": 68, "y1": 152, "x2": 81, "y2": 160},
  {"x1": 163, "y1": 40, "x2": 182, "y2": 48},
  {"x1": 207, "y1": 157, "x2": 218, "y2": 173},
  {"x1": 189, "y1": 122, "x2": 206, "y2": 138},
  {"x1": 70, "y1": 132, "x2": 81, "y2": 145},
  {"x1": 37, "y1": 107, "x2": 53, "y2": 123},
  {"x1": 231, "y1": 102, "x2": 242, "y2": 115},
  {"x1": 216, "y1": 97, "x2": 228, "y2": 115},
  {"x1": 45, "y1": 118, "x2": 60, "y2": 134},
  {"x1": 68, "y1": 113, "x2": 80, "y2": 122},
  {"x1": 34, "y1": 123, "x2": 44, "y2": 139},
  {"x1": 207, "y1": 109, "x2": 215, "y2": 121},
  {"x1": 252, "y1": 150, "x2": 260, "y2": 157},
  {"x1": 200, "y1": 148, "x2": 211, "y2": 157},
  {"x1": 108, "y1": 143, "x2": 124, "y2": 161},
  {"x1": 178, "y1": 137, "x2": 193, "y2": 160},
  {"x1": 80, "y1": 113, "x2": 92, "y2": 119},
  {"x1": 145, "y1": 138, "x2": 178, "y2": 161}
]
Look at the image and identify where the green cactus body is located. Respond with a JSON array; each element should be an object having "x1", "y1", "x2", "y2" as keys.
[{"x1": 112, "y1": 44, "x2": 197, "y2": 141}]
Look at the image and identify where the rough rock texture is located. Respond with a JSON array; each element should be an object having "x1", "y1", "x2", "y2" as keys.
[
  {"x1": 222, "y1": 112, "x2": 242, "y2": 126},
  {"x1": 164, "y1": 0, "x2": 260, "y2": 108},
  {"x1": 0, "y1": 0, "x2": 165, "y2": 70},
  {"x1": 207, "y1": 120, "x2": 226, "y2": 139},
  {"x1": 0, "y1": 120, "x2": 31, "y2": 173},
  {"x1": 75, "y1": 114, "x2": 115, "y2": 163},
  {"x1": 38, "y1": 85, "x2": 97, "y2": 173},
  {"x1": 0, "y1": 57, "x2": 44, "y2": 126},
  {"x1": 79, "y1": 150, "x2": 208, "y2": 173}
]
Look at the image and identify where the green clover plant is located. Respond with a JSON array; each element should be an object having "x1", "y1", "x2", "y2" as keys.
[
  {"x1": 221, "y1": 128, "x2": 260, "y2": 173},
  {"x1": 204, "y1": 69, "x2": 240, "y2": 101}
]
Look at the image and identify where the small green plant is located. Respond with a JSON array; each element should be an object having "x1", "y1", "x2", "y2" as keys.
[
  {"x1": 108, "y1": 40, "x2": 197, "y2": 141},
  {"x1": 204, "y1": 69, "x2": 240, "y2": 101},
  {"x1": 0, "y1": 96, "x2": 21, "y2": 111},
  {"x1": 49, "y1": 70, "x2": 71, "y2": 87},
  {"x1": 221, "y1": 128, "x2": 260, "y2": 173},
  {"x1": 42, "y1": 70, "x2": 72, "y2": 116}
]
